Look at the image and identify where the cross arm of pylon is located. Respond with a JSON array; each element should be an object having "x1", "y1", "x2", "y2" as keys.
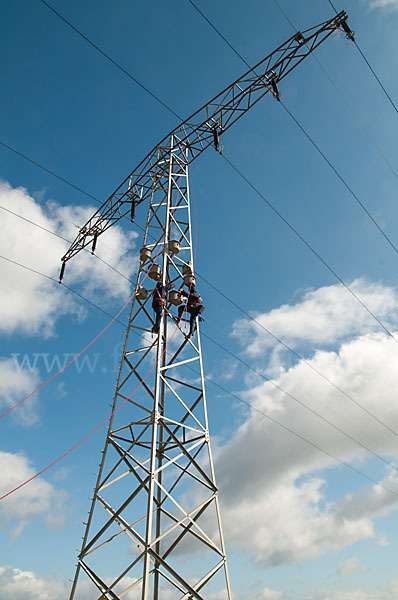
[{"x1": 60, "y1": 10, "x2": 350, "y2": 268}]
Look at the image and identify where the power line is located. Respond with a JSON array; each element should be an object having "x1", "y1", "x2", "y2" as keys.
[
  {"x1": 280, "y1": 99, "x2": 398, "y2": 257},
  {"x1": 198, "y1": 271, "x2": 398, "y2": 437},
  {"x1": 353, "y1": 41, "x2": 398, "y2": 117},
  {"x1": 187, "y1": 0, "x2": 252, "y2": 70},
  {"x1": 205, "y1": 313, "x2": 395, "y2": 456},
  {"x1": 4, "y1": 124, "x2": 397, "y2": 440},
  {"x1": 7, "y1": 322, "x2": 398, "y2": 503},
  {"x1": 4, "y1": 248, "x2": 398, "y2": 499},
  {"x1": 23, "y1": 1, "x2": 398, "y2": 300},
  {"x1": 38, "y1": 0, "x2": 182, "y2": 120},
  {"x1": 184, "y1": 0, "x2": 398, "y2": 439},
  {"x1": 327, "y1": 0, "x2": 339, "y2": 12},
  {"x1": 307, "y1": 58, "x2": 398, "y2": 180},
  {"x1": 222, "y1": 152, "x2": 398, "y2": 344},
  {"x1": 4, "y1": 7, "x2": 397, "y2": 438},
  {"x1": 3, "y1": 195, "x2": 396, "y2": 443},
  {"x1": 0, "y1": 201, "x2": 136, "y2": 286},
  {"x1": 6, "y1": 5, "x2": 396, "y2": 347},
  {"x1": 0, "y1": 140, "x2": 99, "y2": 203},
  {"x1": 272, "y1": 0, "x2": 398, "y2": 181},
  {"x1": 0, "y1": 139, "x2": 149, "y2": 242},
  {"x1": 201, "y1": 330, "x2": 398, "y2": 472},
  {"x1": 184, "y1": 3, "x2": 398, "y2": 343},
  {"x1": 2, "y1": 246, "x2": 393, "y2": 460},
  {"x1": 327, "y1": 0, "x2": 398, "y2": 117},
  {"x1": 5, "y1": 100, "x2": 395, "y2": 356},
  {"x1": 4, "y1": 2, "x2": 396, "y2": 506},
  {"x1": 28, "y1": 238, "x2": 398, "y2": 482},
  {"x1": 0, "y1": 241, "x2": 170, "y2": 421},
  {"x1": 10, "y1": 114, "x2": 396, "y2": 352},
  {"x1": 271, "y1": 0, "x2": 297, "y2": 31},
  {"x1": 5, "y1": 179, "x2": 396, "y2": 442},
  {"x1": 0, "y1": 245, "x2": 193, "y2": 501},
  {"x1": 189, "y1": 0, "x2": 398, "y2": 299},
  {"x1": 0, "y1": 253, "x2": 127, "y2": 327},
  {"x1": 4, "y1": 251, "x2": 398, "y2": 497},
  {"x1": 199, "y1": 370, "x2": 398, "y2": 499}
]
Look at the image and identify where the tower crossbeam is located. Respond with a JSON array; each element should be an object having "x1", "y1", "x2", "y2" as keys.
[{"x1": 61, "y1": 11, "x2": 350, "y2": 265}]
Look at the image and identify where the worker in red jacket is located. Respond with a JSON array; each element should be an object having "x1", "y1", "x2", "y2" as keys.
[{"x1": 178, "y1": 283, "x2": 204, "y2": 337}]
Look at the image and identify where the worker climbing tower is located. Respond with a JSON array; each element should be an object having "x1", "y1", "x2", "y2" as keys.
[{"x1": 61, "y1": 11, "x2": 353, "y2": 599}]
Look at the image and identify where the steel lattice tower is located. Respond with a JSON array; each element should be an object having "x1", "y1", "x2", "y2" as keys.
[
  {"x1": 61, "y1": 11, "x2": 352, "y2": 599},
  {"x1": 69, "y1": 137, "x2": 231, "y2": 600}
]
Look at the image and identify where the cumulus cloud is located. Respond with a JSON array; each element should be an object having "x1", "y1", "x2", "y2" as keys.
[
  {"x1": 368, "y1": 0, "x2": 398, "y2": 10},
  {"x1": 2, "y1": 565, "x2": 398, "y2": 600},
  {"x1": 232, "y1": 280, "x2": 398, "y2": 369},
  {"x1": 0, "y1": 566, "x2": 69, "y2": 600},
  {"x1": 303, "y1": 581, "x2": 398, "y2": 600},
  {"x1": 213, "y1": 281, "x2": 398, "y2": 565},
  {"x1": 337, "y1": 557, "x2": 368, "y2": 576},
  {"x1": 215, "y1": 332, "x2": 398, "y2": 563},
  {"x1": 219, "y1": 475, "x2": 378, "y2": 565},
  {"x1": 0, "y1": 565, "x2": 138, "y2": 600},
  {"x1": 0, "y1": 358, "x2": 40, "y2": 425},
  {"x1": 0, "y1": 452, "x2": 68, "y2": 537},
  {"x1": 0, "y1": 565, "x2": 229, "y2": 600},
  {"x1": 0, "y1": 181, "x2": 138, "y2": 337}
]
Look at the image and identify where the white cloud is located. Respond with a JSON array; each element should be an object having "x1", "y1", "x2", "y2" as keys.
[
  {"x1": 232, "y1": 279, "x2": 398, "y2": 367},
  {"x1": 0, "y1": 452, "x2": 68, "y2": 537},
  {"x1": 331, "y1": 468, "x2": 398, "y2": 521},
  {"x1": 303, "y1": 581, "x2": 398, "y2": 600},
  {"x1": 219, "y1": 475, "x2": 378, "y2": 566},
  {"x1": 1, "y1": 564, "x2": 398, "y2": 600},
  {"x1": 337, "y1": 557, "x2": 368, "y2": 576},
  {"x1": 51, "y1": 466, "x2": 71, "y2": 483},
  {"x1": 377, "y1": 534, "x2": 390, "y2": 546},
  {"x1": 0, "y1": 181, "x2": 138, "y2": 338},
  {"x1": 0, "y1": 566, "x2": 69, "y2": 600},
  {"x1": 369, "y1": 0, "x2": 398, "y2": 10},
  {"x1": 304, "y1": 590, "x2": 369, "y2": 600},
  {"x1": 214, "y1": 282, "x2": 398, "y2": 565},
  {"x1": 0, "y1": 358, "x2": 40, "y2": 425},
  {"x1": 0, "y1": 565, "x2": 228, "y2": 600},
  {"x1": 252, "y1": 588, "x2": 284, "y2": 600}
]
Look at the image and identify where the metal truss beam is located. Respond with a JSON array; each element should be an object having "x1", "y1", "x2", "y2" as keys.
[{"x1": 61, "y1": 11, "x2": 350, "y2": 264}]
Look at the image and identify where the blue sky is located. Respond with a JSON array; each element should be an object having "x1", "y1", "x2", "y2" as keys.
[{"x1": 1, "y1": 0, "x2": 398, "y2": 598}]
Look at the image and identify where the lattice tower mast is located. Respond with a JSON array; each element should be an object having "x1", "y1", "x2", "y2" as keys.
[{"x1": 63, "y1": 12, "x2": 352, "y2": 600}]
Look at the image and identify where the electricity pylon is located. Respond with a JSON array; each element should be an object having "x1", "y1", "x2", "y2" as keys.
[
  {"x1": 69, "y1": 138, "x2": 230, "y2": 600},
  {"x1": 63, "y1": 11, "x2": 353, "y2": 600}
]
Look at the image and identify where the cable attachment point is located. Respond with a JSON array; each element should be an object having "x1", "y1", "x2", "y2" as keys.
[
  {"x1": 91, "y1": 232, "x2": 98, "y2": 255},
  {"x1": 212, "y1": 127, "x2": 223, "y2": 154},
  {"x1": 128, "y1": 176, "x2": 136, "y2": 223},
  {"x1": 130, "y1": 196, "x2": 136, "y2": 223},
  {"x1": 270, "y1": 76, "x2": 280, "y2": 101},
  {"x1": 341, "y1": 20, "x2": 354, "y2": 41},
  {"x1": 294, "y1": 31, "x2": 305, "y2": 44},
  {"x1": 59, "y1": 260, "x2": 66, "y2": 283}
]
